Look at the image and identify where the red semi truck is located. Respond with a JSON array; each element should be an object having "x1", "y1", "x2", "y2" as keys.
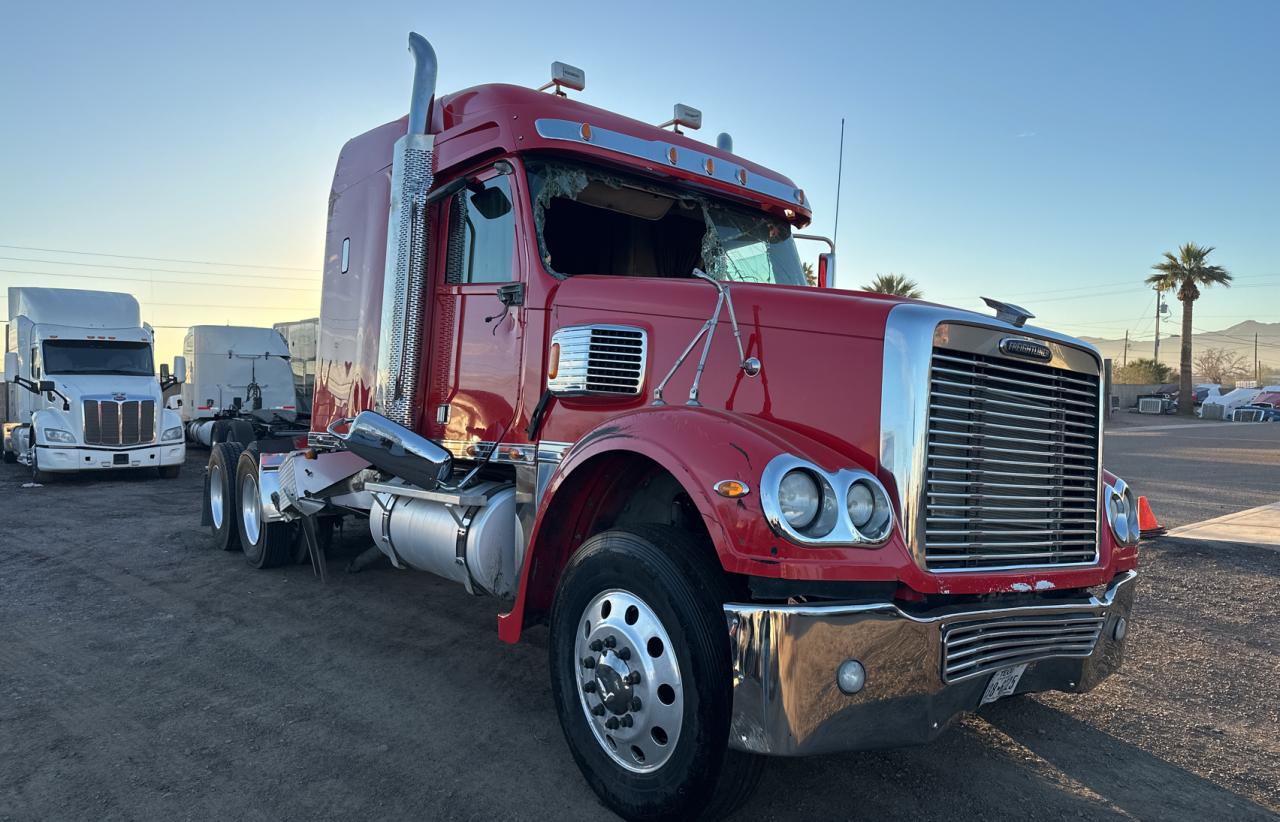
[{"x1": 203, "y1": 32, "x2": 1141, "y2": 821}]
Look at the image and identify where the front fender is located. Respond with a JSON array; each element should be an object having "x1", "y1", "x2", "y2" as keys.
[
  {"x1": 31, "y1": 408, "x2": 75, "y2": 445},
  {"x1": 497, "y1": 405, "x2": 898, "y2": 642}
]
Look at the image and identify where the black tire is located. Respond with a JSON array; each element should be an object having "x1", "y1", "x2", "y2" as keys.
[
  {"x1": 228, "y1": 419, "x2": 256, "y2": 446},
  {"x1": 235, "y1": 443, "x2": 295, "y2": 569},
  {"x1": 30, "y1": 449, "x2": 53, "y2": 483},
  {"x1": 207, "y1": 441, "x2": 244, "y2": 551},
  {"x1": 2, "y1": 447, "x2": 15, "y2": 464},
  {"x1": 209, "y1": 419, "x2": 231, "y2": 445},
  {"x1": 158, "y1": 465, "x2": 181, "y2": 479},
  {"x1": 549, "y1": 525, "x2": 763, "y2": 822}
]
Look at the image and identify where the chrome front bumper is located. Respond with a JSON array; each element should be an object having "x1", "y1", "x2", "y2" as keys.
[{"x1": 724, "y1": 570, "x2": 1137, "y2": 756}]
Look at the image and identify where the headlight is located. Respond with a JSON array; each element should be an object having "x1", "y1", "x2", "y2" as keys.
[
  {"x1": 161, "y1": 426, "x2": 184, "y2": 442},
  {"x1": 778, "y1": 470, "x2": 821, "y2": 529},
  {"x1": 846, "y1": 479, "x2": 893, "y2": 541},
  {"x1": 1105, "y1": 477, "x2": 1140, "y2": 546},
  {"x1": 762, "y1": 454, "x2": 895, "y2": 547},
  {"x1": 43, "y1": 428, "x2": 75, "y2": 444}
]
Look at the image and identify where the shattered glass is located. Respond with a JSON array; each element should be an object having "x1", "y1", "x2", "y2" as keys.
[{"x1": 526, "y1": 158, "x2": 806, "y2": 286}]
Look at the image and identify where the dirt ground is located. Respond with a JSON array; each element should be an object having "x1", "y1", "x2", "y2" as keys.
[{"x1": 1, "y1": 440, "x2": 1277, "y2": 821}]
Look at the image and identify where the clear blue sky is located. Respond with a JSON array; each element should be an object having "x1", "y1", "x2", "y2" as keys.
[{"x1": 2, "y1": 0, "x2": 1277, "y2": 361}]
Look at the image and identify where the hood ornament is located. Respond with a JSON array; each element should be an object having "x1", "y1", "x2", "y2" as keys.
[
  {"x1": 652, "y1": 269, "x2": 760, "y2": 407},
  {"x1": 981, "y1": 296, "x2": 1035, "y2": 328}
]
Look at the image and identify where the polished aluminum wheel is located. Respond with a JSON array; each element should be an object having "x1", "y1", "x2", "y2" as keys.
[
  {"x1": 575, "y1": 589, "x2": 683, "y2": 773},
  {"x1": 209, "y1": 462, "x2": 225, "y2": 529},
  {"x1": 240, "y1": 471, "x2": 261, "y2": 544}
]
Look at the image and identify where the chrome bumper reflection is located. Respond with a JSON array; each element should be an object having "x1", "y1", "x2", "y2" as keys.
[{"x1": 724, "y1": 571, "x2": 1137, "y2": 756}]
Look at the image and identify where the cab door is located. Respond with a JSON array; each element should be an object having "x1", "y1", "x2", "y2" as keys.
[{"x1": 424, "y1": 166, "x2": 525, "y2": 451}]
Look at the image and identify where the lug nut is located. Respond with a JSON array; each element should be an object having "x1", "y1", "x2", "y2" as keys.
[
  {"x1": 617, "y1": 647, "x2": 631, "y2": 661},
  {"x1": 605, "y1": 716, "x2": 620, "y2": 730},
  {"x1": 583, "y1": 681, "x2": 597, "y2": 693},
  {"x1": 620, "y1": 714, "x2": 634, "y2": 728},
  {"x1": 631, "y1": 697, "x2": 642, "y2": 711},
  {"x1": 589, "y1": 639, "x2": 603, "y2": 652},
  {"x1": 627, "y1": 671, "x2": 642, "y2": 685},
  {"x1": 591, "y1": 704, "x2": 606, "y2": 716},
  {"x1": 604, "y1": 636, "x2": 617, "y2": 649},
  {"x1": 582, "y1": 657, "x2": 596, "y2": 669}
]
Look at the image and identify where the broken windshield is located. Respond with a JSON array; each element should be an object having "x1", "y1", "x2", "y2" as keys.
[{"x1": 526, "y1": 159, "x2": 806, "y2": 286}]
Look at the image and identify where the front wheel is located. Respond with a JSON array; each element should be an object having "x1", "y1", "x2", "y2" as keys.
[{"x1": 549, "y1": 526, "x2": 762, "y2": 821}]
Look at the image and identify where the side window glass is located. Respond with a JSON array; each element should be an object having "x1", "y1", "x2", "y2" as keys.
[
  {"x1": 446, "y1": 174, "x2": 515, "y2": 284},
  {"x1": 31, "y1": 347, "x2": 40, "y2": 379}
]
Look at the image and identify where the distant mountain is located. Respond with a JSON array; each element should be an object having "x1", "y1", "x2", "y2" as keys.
[{"x1": 1080, "y1": 321, "x2": 1280, "y2": 379}]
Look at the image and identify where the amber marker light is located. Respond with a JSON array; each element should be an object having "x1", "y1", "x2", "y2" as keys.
[
  {"x1": 667, "y1": 146, "x2": 679, "y2": 165},
  {"x1": 714, "y1": 480, "x2": 750, "y2": 498},
  {"x1": 580, "y1": 123, "x2": 592, "y2": 141},
  {"x1": 548, "y1": 342, "x2": 561, "y2": 380},
  {"x1": 737, "y1": 168, "x2": 748, "y2": 185},
  {"x1": 704, "y1": 158, "x2": 715, "y2": 175}
]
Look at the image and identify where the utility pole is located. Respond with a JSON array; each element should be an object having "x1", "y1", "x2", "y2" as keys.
[
  {"x1": 1123, "y1": 330, "x2": 1129, "y2": 366},
  {"x1": 1256, "y1": 332, "x2": 1260, "y2": 383},
  {"x1": 1153, "y1": 286, "x2": 1162, "y2": 365}
]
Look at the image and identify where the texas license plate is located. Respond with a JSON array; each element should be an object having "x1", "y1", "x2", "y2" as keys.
[{"x1": 980, "y1": 663, "x2": 1028, "y2": 705}]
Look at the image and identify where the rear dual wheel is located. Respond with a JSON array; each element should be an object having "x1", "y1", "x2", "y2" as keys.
[
  {"x1": 206, "y1": 441, "x2": 293, "y2": 567},
  {"x1": 549, "y1": 526, "x2": 762, "y2": 821}
]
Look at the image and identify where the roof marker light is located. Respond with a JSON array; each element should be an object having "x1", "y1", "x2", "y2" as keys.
[
  {"x1": 580, "y1": 123, "x2": 592, "y2": 141},
  {"x1": 737, "y1": 168, "x2": 748, "y2": 185},
  {"x1": 704, "y1": 158, "x2": 715, "y2": 175},
  {"x1": 667, "y1": 146, "x2": 678, "y2": 165}
]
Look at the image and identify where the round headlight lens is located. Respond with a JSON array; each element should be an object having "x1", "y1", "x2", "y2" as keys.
[
  {"x1": 846, "y1": 482, "x2": 875, "y2": 528},
  {"x1": 778, "y1": 470, "x2": 821, "y2": 529}
]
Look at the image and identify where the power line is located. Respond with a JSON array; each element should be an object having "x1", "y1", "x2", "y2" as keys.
[
  {"x1": 0, "y1": 255, "x2": 319, "y2": 283},
  {"x1": 0, "y1": 268, "x2": 315, "y2": 292},
  {"x1": 0, "y1": 243, "x2": 316, "y2": 272}
]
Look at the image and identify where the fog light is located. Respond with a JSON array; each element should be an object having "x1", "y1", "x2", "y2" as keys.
[
  {"x1": 836, "y1": 659, "x2": 866, "y2": 695},
  {"x1": 1113, "y1": 616, "x2": 1128, "y2": 641}
]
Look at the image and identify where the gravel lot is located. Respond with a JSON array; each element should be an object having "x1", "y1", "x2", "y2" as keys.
[{"x1": 1, "y1": 425, "x2": 1277, "y2": 821}]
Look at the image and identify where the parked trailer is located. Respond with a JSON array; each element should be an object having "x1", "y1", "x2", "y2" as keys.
[
  {"x1": 203, "y1": 33, "x2": 1141, "y2": 821},
  {"x1": 180, "y1": 325, "x2": 309, "y2": 449},
  {"x1": 271, "y1": 317, "x2": 318, "y2": 415},
  {"x1": 3, "y1": 287, "x2": 186, "y2": 480}
]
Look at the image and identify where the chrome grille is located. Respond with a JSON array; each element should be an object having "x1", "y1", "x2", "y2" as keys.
[
  {"x1": 941, "y1": 612, "x2": 1105, "y2": 683},
  {"x1": 82, "y1": 399, "x2": 156, "y2": 446},
  {"x1": 924, "y1": 347, "x2": 1101, "y2": 570},
  {"x1": 548, "y1": 325, "x2": 647, "y2": 396}
]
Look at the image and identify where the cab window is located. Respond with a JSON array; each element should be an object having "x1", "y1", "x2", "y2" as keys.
[{"x1": 446, "y1": 174, "x2": 516, "y2": 284}]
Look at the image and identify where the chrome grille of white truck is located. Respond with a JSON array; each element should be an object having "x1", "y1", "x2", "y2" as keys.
[
  {"x1": 941, "y1": 612, "x2": 1105, "y2": 683},
  {"x1": 924, "y1": 348, "x2": 1101, "y2": 571},
  {"x1": 83, "y1": 398, "x2": 156, "y2": 446}
]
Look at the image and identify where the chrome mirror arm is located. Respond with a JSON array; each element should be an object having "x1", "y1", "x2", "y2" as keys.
[{"x1": 652, "y1": 269, "x2": 761, "y2": 407}]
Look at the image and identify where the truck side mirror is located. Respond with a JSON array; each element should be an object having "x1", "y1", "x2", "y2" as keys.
[
  {"x1": 38, "y1": 380, "x2": 55, "y2": 393},
  {"x1": 3, "y1": 351, "x2": 16, "y2": 383},
  {"x1": 173, "y1": 355, "x2": 187, "y2": 384},
  {"x1": 160, "y1": 363, "x2": 170, "y2": 381},
  {"x1": 818, "y1": 252, "x2": 836, "y2": 289}
]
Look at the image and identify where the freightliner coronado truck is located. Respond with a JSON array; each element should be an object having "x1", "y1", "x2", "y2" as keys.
[
  {"x1": 179, "y1": 325, "x2": 309, "y2": 449},
  {"x1": 3, "y1": 287, "x2": 186, "y2": 480},
  {"x1": 203, "y1": 33, "x2": 1142, "y2": 821}
]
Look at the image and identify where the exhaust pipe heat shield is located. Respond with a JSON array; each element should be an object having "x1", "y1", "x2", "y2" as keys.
[{"x1": 332, "y1": 411, "x2": 452, "y2": 490}]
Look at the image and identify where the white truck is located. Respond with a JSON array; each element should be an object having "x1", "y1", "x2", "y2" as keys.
[
  {"x1": 179, "y1": 325, "x2": 308, "y2": 449},
  {"x1": 3, "y1": 287, "x2": 187, "y2": 480}
]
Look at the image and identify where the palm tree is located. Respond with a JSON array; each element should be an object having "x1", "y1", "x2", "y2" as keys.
[
  {"x1": 1146, "y1": 243, "x2": 1232, "y2": 415},
  {"x1": 862, "y1": 273, "x2": 922, "y2": 299}
]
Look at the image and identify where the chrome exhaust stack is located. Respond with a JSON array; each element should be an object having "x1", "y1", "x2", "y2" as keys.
[
  {"x1": 329, "y1": 411, "x2": 452, "y2": 490},
  {"x1": 376, "y1": 32, "x2": 438, "y2": 429}
]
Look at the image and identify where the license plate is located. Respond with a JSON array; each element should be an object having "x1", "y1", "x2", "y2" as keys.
[{"x1": 980, "y1": 663, "x2": 1028, "y2": 705}]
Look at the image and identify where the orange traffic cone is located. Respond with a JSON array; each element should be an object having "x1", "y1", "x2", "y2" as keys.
[{"x1": 1138, "y1": 496, "x2": 1165, "y2": 539}]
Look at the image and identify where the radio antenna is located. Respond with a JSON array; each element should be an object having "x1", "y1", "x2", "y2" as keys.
[{"x1": 832, "y1": 117, "x2": 846, "y2": 248}]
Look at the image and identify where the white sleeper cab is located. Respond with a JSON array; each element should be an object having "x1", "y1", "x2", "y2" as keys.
[{"x1": 2, "y1": 287, "x2": 186, "y2": 480}]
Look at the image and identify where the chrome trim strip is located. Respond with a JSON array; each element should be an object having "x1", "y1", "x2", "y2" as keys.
[
  {"x1": 439, "y1": 439, "x2": 575, "y2": 467},
  {"x1": 880, "y1": 304, "x2": 1105, "y2": 574},
  {"x1": 534, "y1": 118, "x2": 807, "y2": 208}
]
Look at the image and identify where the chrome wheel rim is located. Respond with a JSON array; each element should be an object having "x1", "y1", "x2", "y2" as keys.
[
  {"x1": 209, "y1": 463, "x2": 225, "y2": 529},
  {"x1": 241, "y1": 472, "x2": 261, "y2": 545},
  {"x1": 574, "y1": 589, "x2": 683, "y2": 773}
]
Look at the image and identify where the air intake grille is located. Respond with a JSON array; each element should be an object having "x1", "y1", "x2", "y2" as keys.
[
  {"x1": 548, "y1": 325, "x2": 647, "y2": 396},
  {"x1": 82, "y1": 399, "x2": 156, "y2": 446},
  {"x1": 924, "y1": 347, "x2": 1101, "y2": 571},
  {"x1": 941, "y1": 612, "x2": 1105, "y2": 683}
]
